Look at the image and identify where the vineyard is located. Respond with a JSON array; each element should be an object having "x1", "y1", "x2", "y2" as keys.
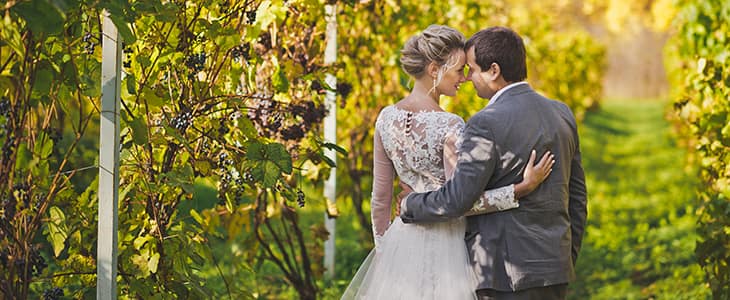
[{"x1": 0, "y1": 0, "x2": 726, "y2": 299}]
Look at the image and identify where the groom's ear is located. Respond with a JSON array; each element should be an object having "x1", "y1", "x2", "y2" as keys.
[{"x1": 488, "y1": 63, "x2": 502, "y2": 80}]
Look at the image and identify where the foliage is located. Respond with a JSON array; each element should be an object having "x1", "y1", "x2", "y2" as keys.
[
  {"x1": 106, "y1": 0, "x2": 344, "y2": 298},
  {"x1": 666, "y1": 0, "x2": 730, "y2": 298},
  {"x1": 571, "y1": 99, "x2": 709, "y2": 299},
  {"x1": 0, "y1": 0, "x2": 103, "y2": 298},
  {"x1": 2, "y1": 0, "x2": 343, "y2": 298}
]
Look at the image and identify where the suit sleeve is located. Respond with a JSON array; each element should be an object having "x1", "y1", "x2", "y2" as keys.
[
  {"x1": 401, "y1": 115, "x2": 498, "y2": 223},
  {"x1": 568, "y1": 127, "x2": 588, "y2": 265}
]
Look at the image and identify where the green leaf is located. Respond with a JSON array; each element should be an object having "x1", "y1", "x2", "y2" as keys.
[
  {"x1": 80, "y1": 73, "x2": 101, "y2": 97},
  {"x1": 35, "y1": 133, "x2": 54, "y2": 158},
  {"x1": 126, "y1": 73, "x2": 137, "y2": 95},
  {"x1": 250, "y1": 160, "x2": 280, "y2": 188},
  {"x1": 273, "y1": 67, "x2": 289, "y2": 93},
  {"x1": 237, "y1": 117, "x2": 258, "y2": 139},
  {"x1": 129, "y1": 117, "x2": 148, "y2": 145},
  {"x1": 148, "y1": 253, "x2": 160, "y2": 274},
  {"x1": 164, "y1": 164, "x2": 194, "y2": 193},
  {"x1": 136, "y1": 55, "x2": 152, "y2": 68},
  {"x1": 246, "y1": 141, "x2": 266, "y2": 161},
  {"x1": 320, "y1": 153, "x2": 336, "y2": 168},
  {"x1": 256, "y1": 0, "x2": 288, "y2": 30},
  {"x1": 267, "y1": 143, "x2": 292, "y2": 174},
  {"x1": 322, "y1": 142, "x2": 348, "y2": 156},
  {"x1": 16, "y1": 143, "x2": 35, "y2": 170},
  {"x1": 32, "y1": 64, "x2": 54, "y2": 95},
  {"x1": 109, "y1": 15, "x2": 137, "y2": 44},
  {"x1": 246, "y1": 141, "x2": 293, "y2": 188},
  {"x1": 13, "y1": 0, "x2": 65, "y2": 35},
  {"x1": 189, "y1": 209, "x2": 205, "y2": 226},
  {"x1": 133, "y1": 235, "x2": 154, "y2": 251},
  {"x1": 47, "y1": 206, "x2": 68, "y2": 257}
]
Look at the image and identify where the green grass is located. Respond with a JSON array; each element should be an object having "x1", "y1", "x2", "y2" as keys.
[{"x1": 569, "y1": 99, "x2": 710, "y2": 299}]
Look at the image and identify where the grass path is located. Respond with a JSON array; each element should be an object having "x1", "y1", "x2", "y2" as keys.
[{"x1": 570, "y1": 99, "x2": 709, "y2": 299}]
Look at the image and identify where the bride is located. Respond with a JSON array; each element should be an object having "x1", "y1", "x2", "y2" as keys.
[{"x1": 341, "y1": 25, "x2": 554, "y2": 299}]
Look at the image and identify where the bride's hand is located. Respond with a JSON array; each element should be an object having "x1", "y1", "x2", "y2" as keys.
[{"x1": 522, "y1": 150, "x2": 554, "y2": 192}]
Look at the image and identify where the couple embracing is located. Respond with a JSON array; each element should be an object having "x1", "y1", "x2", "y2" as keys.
[{"x1": 343, "y1": 25, "x2": 587, "y2": 300}]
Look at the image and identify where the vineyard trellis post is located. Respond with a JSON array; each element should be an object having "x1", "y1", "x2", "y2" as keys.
[
  {"x1": 323, "y1": 2, "x2": 338, "y2": 280},
  {"x1": 97, "y1": 12, "x2": 122, "y2": 299}
]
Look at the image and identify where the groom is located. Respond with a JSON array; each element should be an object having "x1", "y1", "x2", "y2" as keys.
[{"x1": 399, "y1": 26, "x2": 587, "y2": 299}]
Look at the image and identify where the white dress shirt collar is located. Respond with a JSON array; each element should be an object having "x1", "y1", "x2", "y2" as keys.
[{"x1": 487, "y1": 81, "x2": 528, "y2": 106}]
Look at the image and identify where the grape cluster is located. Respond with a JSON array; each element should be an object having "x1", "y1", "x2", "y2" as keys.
[
  {"x1": 290, "y1": 101, "x2": 327, "y2": 125},
  {"x1": 247, "y1": 98, "x2": 279, "y2": 137},
  {"x1": 169, "y1": 111, "x2": 193, "y2": 132},
  {"x1": 217, "y1": 167, "x2": 248, "y2": 206},
  {"x1": 0, "y1": 97, "x2": 10, "y2": 116},
  {"x1": 217, "y1": 120, "x2": 230, "y2": 135},
  {"x1": 310, "y1": 80, "x2": 325, "y2": 95},
  {"x1": 219, "y1": 169, "x2": 232, "y2": 190},
  {"x1": 2, "y1": 195, "x2": 16, "y2": 221},
  {"x1": 337, "y1": 82, "x2": 353, "y2": 108},
  {"x1": 15, "y1": 249, "x2": 47, "y2": 279},
  {"x1": 296, "y1": 189, "x2": 305, "y2": 207},
  {"x1": 281, "y1": 125, "x2": 305, "y2": 141},
  {"x1": 246, "y1": 11, "x2": 257, "y2": 25},
  {"x1": 231, "y1": 43, "x2": 251, "y2": 61},
  {"x1": 242, "y1": 171, "x2": 254, "y2": 182},
  {"x1": 123, "y1": 45, "x2": 133, "y2": 69},
  {"x1": 218, "y1": 152, "x2": 233, "y2": 167},
  {"x1": 2, "y1": 135, "x2": 15, "y2": 160},
  {"x1": 82, "y1": 32, "x2": 97, "y2": 55},
  {"x1": 185, "y1": 53, "x2": 206, "y2": 79},
  {"x1": 42, "y1": 287, "x2": 63, "y2": 300}
]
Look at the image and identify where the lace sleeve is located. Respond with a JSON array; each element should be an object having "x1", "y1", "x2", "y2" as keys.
[
  {"x1": 442, "y1": 118, "x2": 518, "y2": 217},
  {"x1": 371, "y1": 127, "x2": 395, "y2": 248},
  {"x1": 463, "y1": 184, "x2": 519, "y2": 216}
]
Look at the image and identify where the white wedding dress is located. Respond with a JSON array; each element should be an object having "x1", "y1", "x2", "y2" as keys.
[{"x1": 342, "y1": 106, "x2": 517, "y2": 300}]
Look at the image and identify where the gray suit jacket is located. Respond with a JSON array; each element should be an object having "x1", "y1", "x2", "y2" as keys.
[{"x1": 401, "y1": 84, "x2": 587, "y2": 291}]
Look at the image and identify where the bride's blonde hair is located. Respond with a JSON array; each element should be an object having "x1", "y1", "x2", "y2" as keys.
[{"x1": 400, "y1": 25, "x2": 465, "y2": 94}]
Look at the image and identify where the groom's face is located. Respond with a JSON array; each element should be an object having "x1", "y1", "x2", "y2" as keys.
[{"x1": 465, "y1": 47, "x2": 497, "y2": 99}]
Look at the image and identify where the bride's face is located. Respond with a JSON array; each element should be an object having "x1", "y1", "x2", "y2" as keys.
[{"x1": 435, "y1": 50, "x2": 467, "y2": 97}]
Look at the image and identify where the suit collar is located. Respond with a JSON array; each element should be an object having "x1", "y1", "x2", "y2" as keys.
[{"x1": 487, "y1": 81, "x2": 530, "y2": 106}]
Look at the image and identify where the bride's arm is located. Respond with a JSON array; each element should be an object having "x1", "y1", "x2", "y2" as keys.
[
  {"x1": 371, "y1": 128, "x2": 395, "y2": 247},
  {"x1": 442, "y1": 131, "x2": 554, "y2": 216}
]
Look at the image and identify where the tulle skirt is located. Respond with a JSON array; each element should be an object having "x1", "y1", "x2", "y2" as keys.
[{"x1": 341, "y1": 217, "x2": 478, "y2": 300}]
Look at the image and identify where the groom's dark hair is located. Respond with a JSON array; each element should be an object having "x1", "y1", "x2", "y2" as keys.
[{"x1": 465, "y1": 26, "x2": 527, "y2": 82}]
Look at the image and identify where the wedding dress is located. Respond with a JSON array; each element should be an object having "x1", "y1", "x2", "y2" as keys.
[{"x1": 342, "y1": 106, "x2": 517, "y2": 300}]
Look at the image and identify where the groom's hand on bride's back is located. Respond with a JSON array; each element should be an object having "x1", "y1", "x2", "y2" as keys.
[{"x1": 395, "y1": 182, "x2": 414, "y2": 215}]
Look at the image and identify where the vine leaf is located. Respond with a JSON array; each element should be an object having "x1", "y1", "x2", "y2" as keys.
[
  {"x1": 47, "y1": 206, "x2": 69, "y2": 257},
  {"x1": 247, "y1": 141, "x2": 292, "y2": 188},
  {"x1": 13, "y1": 0, "x2": 65, "y2": 35}
]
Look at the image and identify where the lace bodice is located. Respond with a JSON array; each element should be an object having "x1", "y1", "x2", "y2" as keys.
[
  {"x1": 377, "y1": 106, "x2": 463, "y2": 192},
  {"x1": 370, "y1": 106, "x2": 517, "y2": 246}
]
